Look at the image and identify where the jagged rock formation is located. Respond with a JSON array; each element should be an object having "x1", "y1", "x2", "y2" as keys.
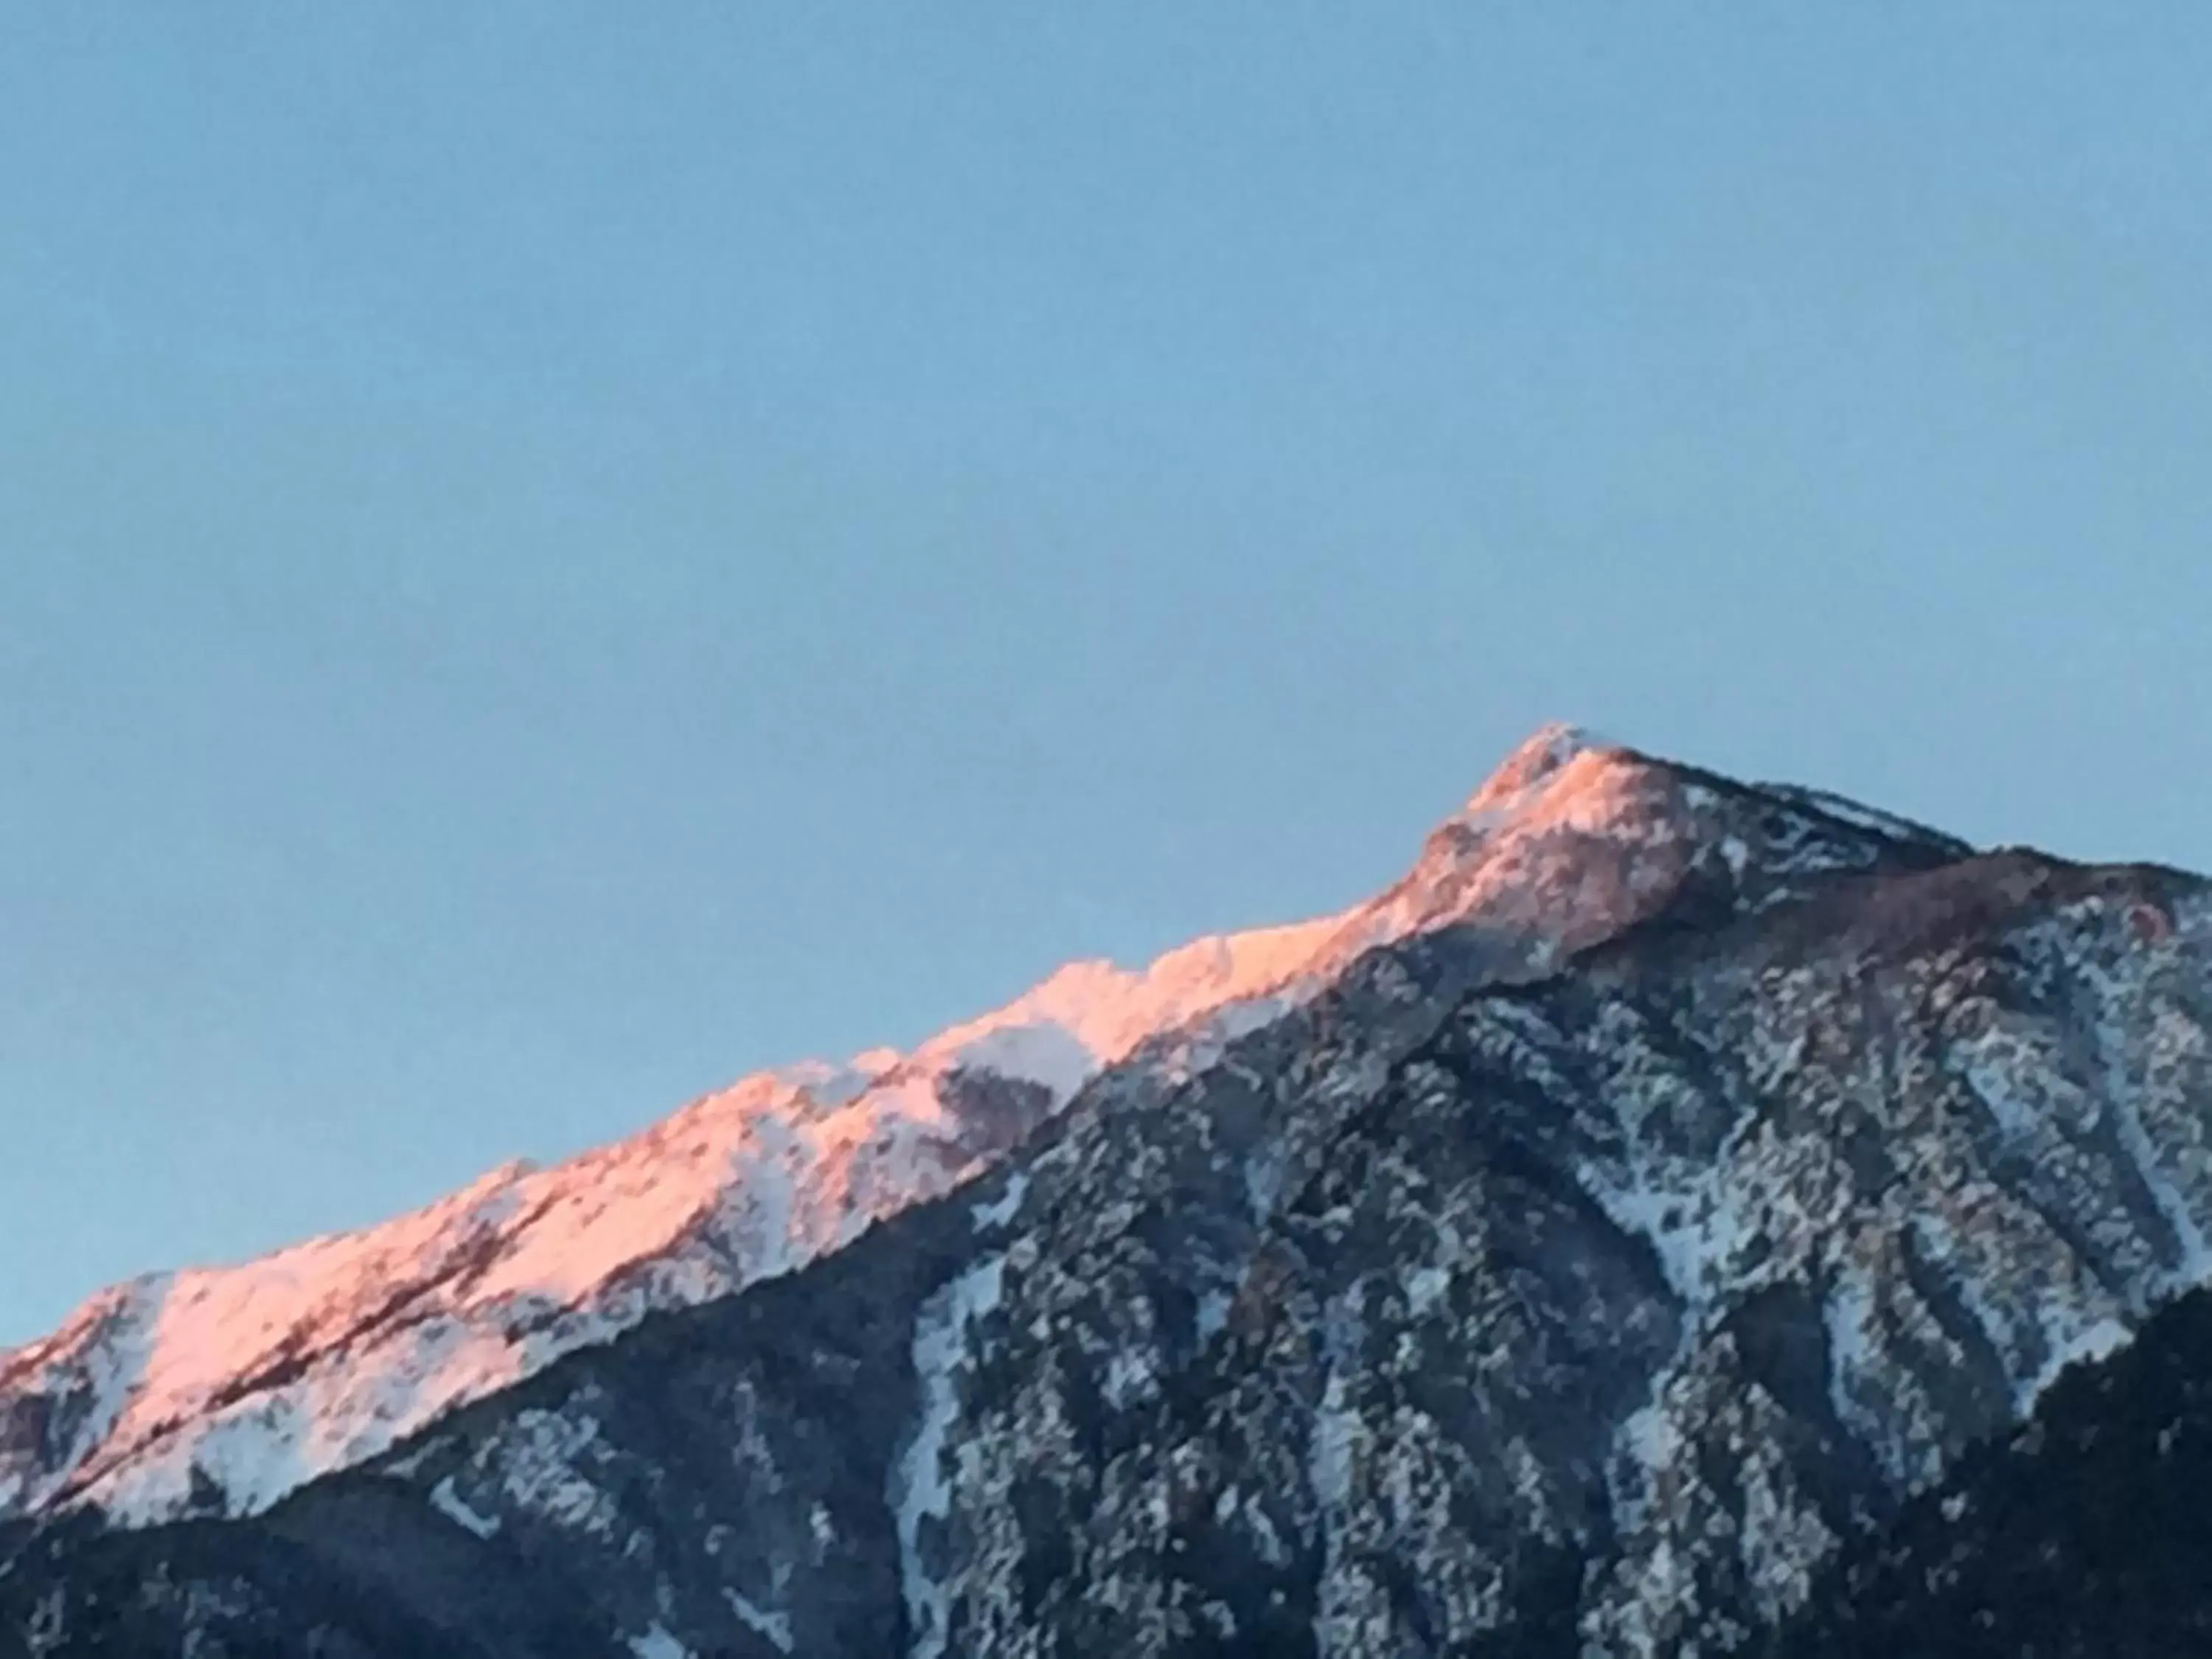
[{"x1": 1, "y1": 728, "x2": 2205, "y2": 1657}]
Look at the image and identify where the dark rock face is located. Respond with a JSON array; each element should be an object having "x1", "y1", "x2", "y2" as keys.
[
  {"x1": 1765, "y1": 1287, "x2": 2212, "y2": 1659},
  {"x1": 2, "y1": 757, "x2": 2207, "y2": 1658}
]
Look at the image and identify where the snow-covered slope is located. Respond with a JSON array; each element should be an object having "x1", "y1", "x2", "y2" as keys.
[{"x1": 0, "y1": 726, "x2": 1966, "y2": 1531}]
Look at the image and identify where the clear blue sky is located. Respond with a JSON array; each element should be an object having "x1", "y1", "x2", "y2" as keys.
[{"x1": 4, "y1": 8, "x2": 2208, "y2": 1343}]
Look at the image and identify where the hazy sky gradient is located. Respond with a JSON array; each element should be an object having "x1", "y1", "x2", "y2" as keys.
[{"x1": 5, "y1": 7, "x2": 2209, "y2": 1341}]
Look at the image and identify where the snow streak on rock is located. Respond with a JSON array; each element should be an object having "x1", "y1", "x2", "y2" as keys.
[{"x1": 891, "y1": 1253, "x2": 1007, "y2": 1659}]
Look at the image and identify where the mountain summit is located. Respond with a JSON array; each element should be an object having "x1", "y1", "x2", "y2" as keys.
[
  {"x1": 2, "y1": 729, "x2": 2204, "y2": 1659},
  {"x1": 6, "y1": 726, "x2": 1871, "y2": 1531}
]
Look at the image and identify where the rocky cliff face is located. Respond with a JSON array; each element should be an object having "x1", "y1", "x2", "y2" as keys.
[
  {"x1": 1, "y1": 731, "x2": 2205, "y2": 1657},
  {"x1": 1759, "y1": 1282, "x2": 2212, "y2": 1659}
]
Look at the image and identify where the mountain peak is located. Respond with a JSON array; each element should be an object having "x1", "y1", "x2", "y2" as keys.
[
  {"x1": 0, "y1": 733, "x2": 1983, "y2": 1531},
  {"x1": 1461, "y1": 720, "x2": 1613, "y2": 813}
]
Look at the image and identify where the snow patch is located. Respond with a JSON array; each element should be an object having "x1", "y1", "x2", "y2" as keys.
[
  {"x1": 1622, "y1": 1400, "x2": 1680, "y2": 1475},
  {"x1": 1196, "y1": 1289, "x2": 1234, "y2": 1343},
  {"x1": 1403, "y1": 1265, "x2": 1450, "y2": 1317},
  {"x1": 429, "y1": 1475, "x2": 500, "y2": 1540},
  {"x1": 493, "y1": 1409, "x2": 618, "y2": 1537},
  {"x1": 945, "y1": 1022, "x2": 1099, "y2": 1102},
  {"x1": 1823, "y1": 1266, "x2": 1880, "y2": 1446},
  {"x1": 1607, "y1": 1397, "x2": 1685, "y2": 1536},
  {"x1": 969, "y1": 1172, "x2": 1029, "y2": 1234},
  {"x1": 1102, "y1": 1346, "x2": 1159, "y2": 1411},
  {"x1": 1309, "y1": 1373, "x2": 1360, "y2": 1511},
  {"x1": 723, "y1": 1588, "x2": 794, "y2": 1654},
  {"x1": 2025, "y1": 1317, "x2": 2132, "y2": 1405},
  {"x1": 891, "y1": 1254, "x2": 1006, "y2": 1659},
  {"x1": 1962, "y1": 1054, "x2": 2037, "y2": 1140},
  {"x1": 1244, "y1": 1149, "x2": 1287, "y2": 1222},
  {"x1": 1587, "y1": 1162, "x2": 1753, "y2": 1305}
]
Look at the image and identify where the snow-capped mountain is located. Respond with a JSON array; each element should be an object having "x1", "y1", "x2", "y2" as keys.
[
  {"x1": 0, "y1": 725, "x2": 1864, "y2": 1531},
  {"x1": 2, "y1": 727, "x2": 2205, "y2": 1659}
]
